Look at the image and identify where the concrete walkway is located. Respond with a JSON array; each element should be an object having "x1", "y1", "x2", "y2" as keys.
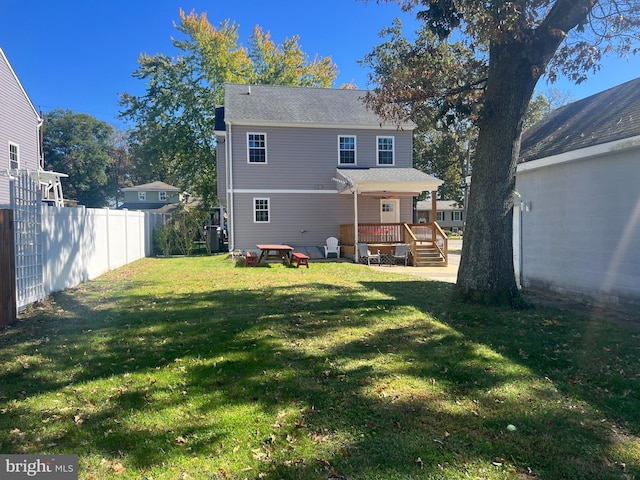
[{"x1": 368, "y1": 240, "x2": 461, "y2": 283}]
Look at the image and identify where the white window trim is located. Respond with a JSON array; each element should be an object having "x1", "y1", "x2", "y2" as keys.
[
  {"x1": 138, "y1": 191, "x2": 146, "y2": 201},
  {"x1": 159, "y1": 191, "x2": 167, "y2": 201},
  {"x1": 453, "y1": 211, "x2": 462, "y2": 221},
  {"x1": 338, "y1": 135, "x2": 357, "y2": 165},
  {"x1": 436, "y1": 211, "x2": 445, "y2": 222},
  {"x1": 247, "y1": 132, "x2": 268, "y2": 164},
  {"x1": 376, "y1": 136, "x2": 395, "y2": 166},
  {"x1": 253, "y1": 197, "x2": 270, "y2": 223},
  {"x1": 9, "y1": 142, "x2": 20, "y2": 170}
]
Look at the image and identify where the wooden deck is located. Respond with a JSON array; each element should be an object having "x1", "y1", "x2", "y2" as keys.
[{"x1": 339, "y1": 222, "x2": 448, "y2": 266}]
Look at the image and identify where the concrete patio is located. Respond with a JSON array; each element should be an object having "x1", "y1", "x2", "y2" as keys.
[{"x1": 368, "y1": 239, "x2": 461, "y2": 283}]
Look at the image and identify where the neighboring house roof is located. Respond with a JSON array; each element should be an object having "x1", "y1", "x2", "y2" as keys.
[
  {"x1": 416, "y1": 200, "x2": 462, "y2": 211},
  {"x1": 336, "y1": 167, "x2": 442, "y2": 195},
  {"x1": 520, "y1": 77, "x2": 640, "y2": 162},
  {"x1": 121, "y1": 181, "x2": 180, "y2": 192},
  {"x1": 118, "y1": 200, "x2": 199, "y2": 214},
  {"x1": 222, "y1": 83, "x2": 416, "y2": 129},
  {"x1": 119, "y1": 202, "x2": 169, "y2": 211}
]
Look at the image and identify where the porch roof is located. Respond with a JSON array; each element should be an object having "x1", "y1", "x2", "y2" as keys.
[{"x1": 335, "y1": 168, "x2": 443, "y2": 195}]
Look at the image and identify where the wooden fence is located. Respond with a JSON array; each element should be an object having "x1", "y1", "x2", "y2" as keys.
[{"x1": 0, "y1": 209, "x2": 17, "y2": 329}]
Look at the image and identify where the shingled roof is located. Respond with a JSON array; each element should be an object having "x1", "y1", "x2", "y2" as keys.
[
  {"x1": 222, "y1": 83, "x2": 415, "y2": 129},
  {"x1": 520, "y1": 77, "x2": 640, "y2": 162}
]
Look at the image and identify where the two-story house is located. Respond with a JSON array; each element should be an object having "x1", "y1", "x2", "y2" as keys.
[
  {"x1": 119, "y1": 181, "x2": 183, "y2": 213},
  {"x1": 215, "y1": 83, "x2": 443, "y2": 259}
]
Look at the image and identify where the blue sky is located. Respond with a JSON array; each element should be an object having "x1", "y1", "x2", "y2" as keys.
[{"x1": 2, "y1": 0, "x2": 639, "y2": 129}]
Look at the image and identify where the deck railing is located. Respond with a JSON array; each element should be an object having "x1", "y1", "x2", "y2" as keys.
[{"x1": 339, "y1": 222, "x2": 448, "y2": 265}]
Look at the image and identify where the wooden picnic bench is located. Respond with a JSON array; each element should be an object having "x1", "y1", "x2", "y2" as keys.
[
  {"x1": 291, "y1": 252, "x2": 309, "y2": 268},
  {"x1": 244, "y1": 251, "x2": 258, "y2": 267}
]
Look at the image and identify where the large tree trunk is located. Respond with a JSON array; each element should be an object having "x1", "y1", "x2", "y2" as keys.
[
  {"x1": 456, "y1": 0, "x2": 596, "y2": 306},
  {"x1": 456, "y1": 41, "x2": 546, "y2": 306}
]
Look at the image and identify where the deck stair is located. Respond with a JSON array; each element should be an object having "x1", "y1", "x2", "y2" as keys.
[{"x1": 413, "y1": 242, "x2": 447, "y2": 267}]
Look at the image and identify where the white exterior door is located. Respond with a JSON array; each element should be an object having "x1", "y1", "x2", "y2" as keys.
[{"x1": 380, "y1": 199, "x2": 400, "y2": 223}]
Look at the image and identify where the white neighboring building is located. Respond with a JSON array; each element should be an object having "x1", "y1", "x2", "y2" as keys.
[{"x1": 515, "y1": 77, "x2": 640, "y2": 312}]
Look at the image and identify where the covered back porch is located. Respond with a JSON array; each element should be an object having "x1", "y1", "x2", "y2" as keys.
[{"x1": 335, "y1": 167, "x2": 446, "y2": 266}]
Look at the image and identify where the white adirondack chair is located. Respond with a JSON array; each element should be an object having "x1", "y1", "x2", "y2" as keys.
[{"x1": 324, "y1": 237, "x2": 341, "y2": 258}]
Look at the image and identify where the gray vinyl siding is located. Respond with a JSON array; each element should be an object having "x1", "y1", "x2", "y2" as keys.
[
  {"x1": 228, "y1": 124, "x2": 413, "y2": 191},
  {"x1": 355, "y1": 196, "x2": 413, "y2": 223},
  {"x1": 216, "y1": 136, "x2": 227, "y2": 205},
  {"x1": 0, "y1": 50, "x2": 41, "y2": 207},
  {"x1": 226, "y1": 123, "x2": 415, "y2": 250},
  {"x1": 232, "y1": 193, "x2": 414, "y2": 252},
  {"x1": 232, "y1": 192, "x2": 354, "y2": 251}
]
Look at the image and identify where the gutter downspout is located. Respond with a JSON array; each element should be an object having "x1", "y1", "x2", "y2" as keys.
[{"x1": 37, "y1": 114, "x2": 44, "y2": 169}]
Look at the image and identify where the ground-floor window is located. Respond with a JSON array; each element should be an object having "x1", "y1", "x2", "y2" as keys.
[{"x1": 254, "y1": 197, "x2": 270, "y2": 223}]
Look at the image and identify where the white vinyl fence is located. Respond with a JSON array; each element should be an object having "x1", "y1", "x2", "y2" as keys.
[
  {"x1": 41, "y1": 206, "x2": 168, "y2": 296},
  {"x1": 8, "y1": 170, "x2": 168, "y2": 314}
]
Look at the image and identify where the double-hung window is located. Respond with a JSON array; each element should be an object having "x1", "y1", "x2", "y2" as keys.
[
  {"x1": 338, "y1": 136, "x2": 356, "y2": 165},
  {"x1": 254, "y1": 198, "x2": 270, "y2": 223},
  {"x1": 138, "y1": 192, "x2": 146, "y2": 201},
  {"x1": 436, "y1": 211, "x2": 445, "y2": 222},
  {"x1": 9, "y1": 143, "x2": 19, "y2": 170},
  {"x1": 248, "y1": 133, "x2": 267, "y2": 163},
  {"x1": 159, "y1": 191, "x2": 167, "y2": 201},
  {"x1": 453, "y1": 211, "x2": 462, "y2": 221},
  {"x1": 377, "y1": 136, "x2": 394, "y2": 165}
]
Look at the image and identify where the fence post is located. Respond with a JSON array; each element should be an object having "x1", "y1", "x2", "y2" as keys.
[{"x1": 0, "y1": 210, "x2": 17, "y2": 328}]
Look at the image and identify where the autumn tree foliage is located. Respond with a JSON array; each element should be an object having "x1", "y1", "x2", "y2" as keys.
[
  {"x1": 365, "y1": 0, "x2": 640, "y2": 306},
  {"x1": 120, "y1": 9, "x2": 338, "y2": 209}
]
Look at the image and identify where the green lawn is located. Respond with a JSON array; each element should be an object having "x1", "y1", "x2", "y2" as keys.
[{"x1": 1, "y1": 256, "x2": 639, "y2": 479}]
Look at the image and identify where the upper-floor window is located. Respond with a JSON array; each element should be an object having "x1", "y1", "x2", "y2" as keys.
[
  {"x1": 9, "y1": 143, "x2": 19, "y2": 170},
  {"x1": 453, "y1": 211, "x2": 462, "y2": 221},
  {"x1": 248, "y1": 133, "x2": 267, "y2": 163},
  {"x1": 159, "y1": 191, "x2": 167, "y2": 201},
  {"x1": 436, "y1": 211, "x2": 445, "y2": 222},
  {"x1": 254, "y1": 197, "x2": 270, "y2": 223},
  {"x1": 377, "y1": 136, "x2": 394, "y2": 165},
  {"x1": 338, "y1": 136, "x2": 356, "y2": 165},
  {"x1": 138, "y1": 191, "x2": 146, "y2": 201}
]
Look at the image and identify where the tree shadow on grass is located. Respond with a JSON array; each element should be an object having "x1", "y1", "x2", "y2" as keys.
[{"x1": 1, "y1": 269, "x2": 638, "y2": 479}]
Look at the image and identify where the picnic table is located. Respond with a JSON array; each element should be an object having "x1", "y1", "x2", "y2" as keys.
[{"x1": 256, "y1": 244, "x2": 294, "y2": 264}]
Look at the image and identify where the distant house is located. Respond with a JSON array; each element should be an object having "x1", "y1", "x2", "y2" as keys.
[
  {"x1": 515, "y1": 77, "x2": 640, "y2": 311},
  {"x1": 215, "y1": 83, "x2": 444, "y2": 260},
  {"x1": 416, "y1": 200, "x2": 464, "y2": 233},
  {"x1": 0, "y1": 47, "x2": 66, "y2": 207},
  {"x1": 119, "y1": 181, "x2": 183, "y2": 213}
]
